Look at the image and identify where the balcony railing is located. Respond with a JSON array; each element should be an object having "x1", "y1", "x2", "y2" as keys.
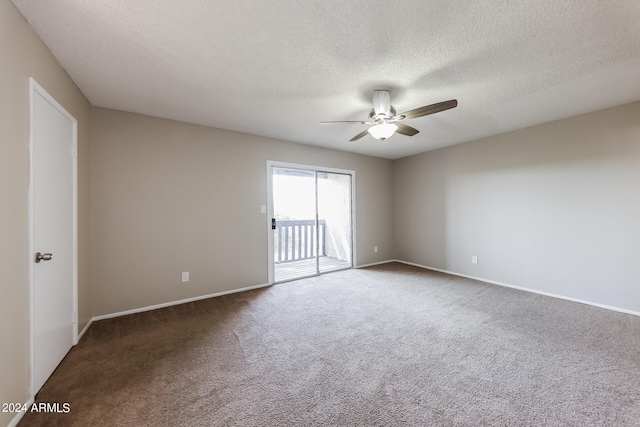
[{"x1": 274, "y1": 219, "x2": 326, "y2": 263}]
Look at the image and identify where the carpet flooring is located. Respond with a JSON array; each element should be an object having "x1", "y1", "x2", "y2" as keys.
[{"x1": 19, "y1": 263, "x2": 640, "y2": 426}]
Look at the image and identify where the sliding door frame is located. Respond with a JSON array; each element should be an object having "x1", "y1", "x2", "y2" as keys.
[{"x1": 266, "y1": 160, "x2": 356, "y2": 285}]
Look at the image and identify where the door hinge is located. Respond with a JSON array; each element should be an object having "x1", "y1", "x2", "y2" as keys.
[{"x1": 71, "y1": 146, "x2": 77, "y2": 157}]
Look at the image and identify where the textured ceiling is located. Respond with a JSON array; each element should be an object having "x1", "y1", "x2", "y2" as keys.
[{"x1": 12, "y1": 0, "x2": 640, "y2": 159}]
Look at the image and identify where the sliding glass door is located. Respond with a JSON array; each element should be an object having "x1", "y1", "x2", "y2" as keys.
[
  {"x1": 317, "y1": 172, "x2": 352, "y2": 274},
  {"x1": 272, "y1": 167, "x2": 318, "y2": 281},
  {"x1": 269, "y1": 163, "x2": 353, "y2": 283}
]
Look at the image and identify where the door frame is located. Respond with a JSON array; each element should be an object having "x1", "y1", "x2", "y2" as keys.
[
  {"x1": 266, "y1": 160, "x2": 356, "y2": 284},
  {"x1": 28, "y1": 78, "x2": 79, "y2": 396}
]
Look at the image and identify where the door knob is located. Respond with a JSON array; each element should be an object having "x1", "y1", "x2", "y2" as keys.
[{"x1": 35, "y1": 252, "x2": 53, "y2": 263}]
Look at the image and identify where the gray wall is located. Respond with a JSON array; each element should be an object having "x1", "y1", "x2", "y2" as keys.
[
  {"x1": 393, "y1": 101, "x2": 640, "y2": 313},
  {"x1": 91, "y1": 108, "x2": 394, "y2": 316},
  {"x1": 0, "y1": 1, "x2": 92, "y2": 425}
]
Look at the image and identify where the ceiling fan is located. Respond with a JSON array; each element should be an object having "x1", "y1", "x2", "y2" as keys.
[{"x1": 320, "y1": 90, "x2": 457, "y2": 141}]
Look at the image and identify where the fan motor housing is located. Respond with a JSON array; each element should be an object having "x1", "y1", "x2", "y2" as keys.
[{"x1": 369, "y1": 106, "x2": 396, "y2": 121}]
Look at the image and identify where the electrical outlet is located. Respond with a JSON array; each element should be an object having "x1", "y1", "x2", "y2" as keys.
[
  {"x1": 472, "y1": 256, "x2": 478, "y2": 264},
  {"x1": 374, "y1": 246, "x2": 378, "y2": 253},
  {"x1": 181, "y1": 272, "x2": 189, "y2": 282}
]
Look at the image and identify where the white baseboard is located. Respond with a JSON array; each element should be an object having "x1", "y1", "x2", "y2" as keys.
[
  {"x1": 77, "y1": 318, "x2": 93, "y2": 341},
  {"x1": 8, "y1": 395, "x2": 34, "y2": 427},
  {"x1": 356, "y1": 259, "x2": 395, "y2": 269},
  {"x1": 395, "y1": 260, "x2": 640, "y2": 317},
  {"x1": 79, "y1": 259, "x2": 640, "y2": 337},
  {"x1": 92, "y1": 282, "x2": 272, "y2": 322}
]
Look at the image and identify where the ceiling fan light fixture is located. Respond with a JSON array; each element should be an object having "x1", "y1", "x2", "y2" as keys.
[
  {"x1": 368, "y1": 123, "x2": 397, "y2": 140},
  {"x1": 319, "y1": 90, "x2": 457, "y2": 143}
]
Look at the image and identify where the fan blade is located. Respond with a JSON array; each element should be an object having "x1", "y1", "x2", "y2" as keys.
[
  {"x1": 395, "y1": 123, "x2": 419, "y2": 137},
  {"x1": 349, "y1": 129, "x2": 370, "y2": 141},
  {"x1": 319, "y1": 120, "x2": 371, "y2": 125},
  {"x1": 400, "y1": 99, "x2": 457, "y2": 120}
]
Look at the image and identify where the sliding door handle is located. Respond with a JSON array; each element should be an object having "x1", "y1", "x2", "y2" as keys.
[{"x1": 35, "y1": 252, "x2": 53, "y2": 263}]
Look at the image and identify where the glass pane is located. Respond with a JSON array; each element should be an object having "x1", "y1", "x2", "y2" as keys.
[
  {"x1": 273, "y1": 167, "x2": 317, "y2": 282},
  {"x1": 317, "y1": 172, "x2": 352, "y2": 273}
]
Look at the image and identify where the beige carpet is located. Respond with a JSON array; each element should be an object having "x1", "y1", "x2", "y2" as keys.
[{"x1": 20, "y1": 263, "x2": 640, "y2": 426}]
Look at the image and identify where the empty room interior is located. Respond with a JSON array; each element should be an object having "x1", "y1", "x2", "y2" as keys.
[{"x1": 2, "y1": 1, "x2": 640, "y2": 425}]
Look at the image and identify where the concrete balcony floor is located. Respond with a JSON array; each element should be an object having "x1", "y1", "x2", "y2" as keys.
[{"x1": 274, "y1": 256, "x2": 351, "y2": 283}]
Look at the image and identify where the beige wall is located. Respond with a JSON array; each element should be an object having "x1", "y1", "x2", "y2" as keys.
[
  {"x1": 0, "y1": 1, "x2": 92, "y2": 424},
  {"x1": 393, "y1": 101, "x2": 640, "y2": 313},
  {"x1": 91, "y1": 108, "x2": 394, "y2": 316}
]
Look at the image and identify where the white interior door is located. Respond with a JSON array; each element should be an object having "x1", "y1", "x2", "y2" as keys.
[{"x1": 30, "y1": 79, "x2": 78, "y2": 394}]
